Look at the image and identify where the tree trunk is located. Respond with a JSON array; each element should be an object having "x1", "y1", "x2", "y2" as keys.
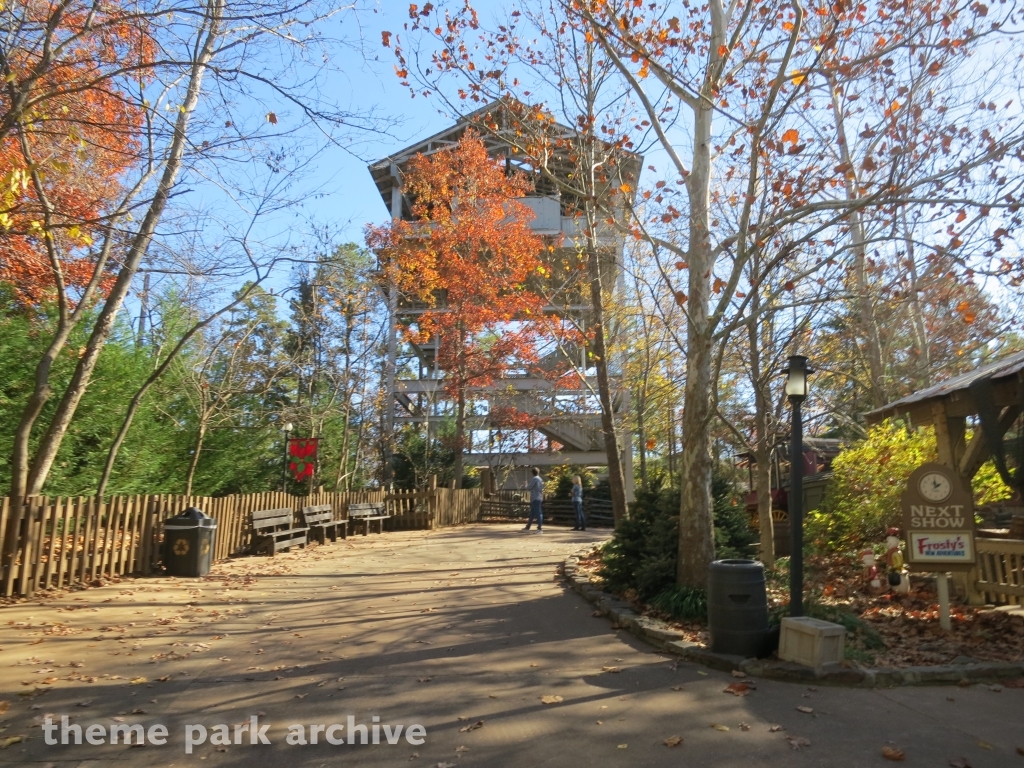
[
  {"x1": 903, "y1": 213, "x2": 931, "y2": 389},
  {"x1": 636, "y1": 387, "x2": 648, "y2": 489},
  {"x1": 588, "y1": 249, "x2": 629, "y2": 524},
  {"x1": 676, "y1": 49, "x2": 718, "y2": 588},
  {"x1": 453, "y1": 385, "x2": 466, "y2": 489},
  {"x1": 828, "y1": 79, "x2": 886, "y2": 408},
  {"x1": 185, "y1": 421, "x2": 207, "y2": 497},
  {"x1": 17, "y1": 2, "x2": 224, "y2": 497},
  {"x1": 747, "y1": 264, "x2": 775, "y2": 566}
]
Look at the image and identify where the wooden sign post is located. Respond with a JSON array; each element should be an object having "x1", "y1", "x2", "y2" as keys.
[{"x1": 901, "y1": 462, "x2": 977, "y2": 630}]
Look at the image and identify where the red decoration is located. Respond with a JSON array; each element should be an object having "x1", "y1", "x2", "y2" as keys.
[{"x1": 287, "y1": 438, "x2": 318, "y2": 482}]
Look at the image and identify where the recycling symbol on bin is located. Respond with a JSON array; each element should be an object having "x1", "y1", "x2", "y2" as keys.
[
  {"x1": 200, "y1": 540, "x2": 210, "y2": 555},
  {"x1": 173, "y1": 538, "x2": 189, "y2": 556}
]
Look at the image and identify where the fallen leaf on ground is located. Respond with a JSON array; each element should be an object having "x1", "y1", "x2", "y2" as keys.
[
  {"x1": 0, "y1": 736, "x2": 23, "y2": 749},
  {"x1": 156, "y1": 676, "x2": 170, "y2": 682},
  {"x1": 769, "y1": 725, "x2": 785, "y2": 732},
  {"x1": 739, "y1": 723, "x2": 751, "y2": 731},
  {"x1": 0, "y1": 702, "x2": 7, "y2": 715},
  {"x1": 664, "y1": 735, "x2": 683, "y2": 747},
  {"x1": 455, "y1": 745, "x2": 469, "y2": 754},
  {"x1": 976, "y1": 741, "x2": 992, "y2": 750},
  {"x1": 459, "y1": 720, "x2": 483, "y2": 733},
  {"x1": 787, "y1": 736, "x2": 811, "y2": 750},
  {"x1": 697, "y1": 670, "x2": 708, "y2": 676},
  {"x1": 540, "y1": 695, "x2": 563, "y2": 705},
  {"x1": 617, "y1": 744, "x2": 627, "y2": 749},
  {"x1": 129, "y1": 677, "x2": 147, "y2": 685},
  {"x1": 710, "y1": 724, "x2": 729, "y2": 731},
  {"x1": 948, "y1": 758, "x2": 972, "y2": 768},
  {"x1": 882, "y1": 746, "x2": 906, "y2": 761},
  {"x1": 591, "y1": 611, "x2": 602, "y2": 617},
  {"x1": 488, "y1": 694, "x2": 498, "y2": 699},
  {"x1": 601, "y1": 666, "x2": 621, "y2": 673},
  {"x1": 671, "y1": 685, "x2": 684, "y2": 691},
  {"x1": 731, "y1": 670, "x2": 745, "y2": 677},
  {"x1": 724, "y1": 682, "x2": 750, "y2": 697},
  {"x1": 796, "y1": 706, "x2": 813, "y2": 714},
  {"x1": 958, "y1": 678, "x2": 971, "y2": 687},
  {"x1": 417, "y1": 677, "x2": 432, "y2": 683},
  {"x1": 434, "y1": 763, "x2": 456, "y2": 768}
]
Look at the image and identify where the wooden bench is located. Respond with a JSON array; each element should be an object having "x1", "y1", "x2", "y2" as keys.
[
  {"x1": 251, "y1": 507, "x2": 308, "y2": 556},
  {"x1": 347, "y1": 502, "x2": 391, "y2": 536},
  {"x1": 301, "y1": 504, "x2": 347, "y2": 545}
]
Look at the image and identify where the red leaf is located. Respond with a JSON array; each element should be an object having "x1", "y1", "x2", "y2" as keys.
[{"x1": 382, "y1": 30, "x2": 392, "y2": 47}]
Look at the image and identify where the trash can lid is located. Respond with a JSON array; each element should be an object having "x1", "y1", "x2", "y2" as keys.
[{"x1": 164, "y1": 506, "x2": 217, "y2": 529}]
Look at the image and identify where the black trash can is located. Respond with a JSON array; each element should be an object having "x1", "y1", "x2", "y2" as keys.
[
  {"x1": 162, "y1": 507, "x2": 217, "y2": 577},
  {"x1": 707, "y1": 558, "x2": 769, "y2": 657}
]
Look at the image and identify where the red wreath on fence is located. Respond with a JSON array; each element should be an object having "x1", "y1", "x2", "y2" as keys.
[{"x1": 287, "y1": 438, "x2": 319, "y2": 482}]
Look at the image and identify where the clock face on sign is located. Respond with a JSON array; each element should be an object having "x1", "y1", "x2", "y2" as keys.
[{"x1": 918, "y1": 471, "x2": 952, "y2": 503}]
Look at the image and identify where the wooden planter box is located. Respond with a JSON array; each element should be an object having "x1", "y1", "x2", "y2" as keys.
[{"x1": 778, "y1": 616, "x2": 845, "y2": 670}]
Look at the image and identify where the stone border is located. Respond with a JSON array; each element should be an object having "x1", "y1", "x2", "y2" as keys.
[{"x1": 561, "y1": 550, "x2": 1024, "y2": 688}]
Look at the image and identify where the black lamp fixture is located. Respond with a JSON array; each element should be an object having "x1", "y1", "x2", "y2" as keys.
[
  {"x1": 782, "y1": 355, "x2": 812, "y2": 617},
  {"x1": 281, "y1": 421, "x2": 294, "y2": 492}
]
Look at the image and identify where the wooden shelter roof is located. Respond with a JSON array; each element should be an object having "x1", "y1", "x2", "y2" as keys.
[{"x1": 865, "y1": 349, "x2": 1024, "y2": 426}]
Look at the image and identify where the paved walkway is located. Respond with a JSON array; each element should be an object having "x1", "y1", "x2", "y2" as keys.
[{"x1": 0, "y1": 524, "x2": 1021, "y2": 767}]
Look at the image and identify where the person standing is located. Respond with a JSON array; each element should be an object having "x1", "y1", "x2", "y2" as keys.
[
  {"x1": 524, "y1": 468, "x2": 544, "y2": 532},
  {"x1": 571, "y1": 475, "x2": 586, "y2": 531}
]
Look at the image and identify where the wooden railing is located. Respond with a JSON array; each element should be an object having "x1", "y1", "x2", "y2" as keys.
[
  {"x1": 970, "y1": 537, "x2": 1024, "y2": 605},
  {"x1": 0, "y1": 487, "x2": 484, "y2": 598},
  {"x1": 479, "y1": 491, "x2": 614, "y2": 527}
]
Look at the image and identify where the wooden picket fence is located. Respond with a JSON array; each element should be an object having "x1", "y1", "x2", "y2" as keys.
[
  {"x1": 0, "y1": 487, "x2": 483, "y2": 598},
  {"x1": 970, "y1": 537, "x2": 1024, "y2": 605}
]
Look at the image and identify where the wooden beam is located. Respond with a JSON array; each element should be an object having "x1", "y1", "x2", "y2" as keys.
[
  {"x1": 960, "y1": 404, "x2": 1020, "y2": 481},
  {"x1": 932, "y1": 401, "x2": 955, "y2": 468}
]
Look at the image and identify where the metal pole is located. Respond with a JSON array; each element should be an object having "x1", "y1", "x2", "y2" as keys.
[
  {"x1": 281, "y1": 431, "x2": 290, "y2": 492},
  {"x1": 789, "y1": 396, "x2": 804, "y2": 617}
]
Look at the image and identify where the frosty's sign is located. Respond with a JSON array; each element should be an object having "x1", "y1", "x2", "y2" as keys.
[
  {"x1": 908, "y1": 533, "x2": 974, "y2": 563},
  {"x1": 901, "y1": 463, "x2": 976, "y2": 572}
]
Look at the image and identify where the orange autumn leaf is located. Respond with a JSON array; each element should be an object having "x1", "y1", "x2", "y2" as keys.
[{"x1": 781, "y1": 128, "x2": 799, "y2": 144}]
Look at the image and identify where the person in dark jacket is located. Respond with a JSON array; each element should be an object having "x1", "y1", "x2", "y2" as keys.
[{"x1": 571, "y1": 475, "x2": 586, "y2": 530}]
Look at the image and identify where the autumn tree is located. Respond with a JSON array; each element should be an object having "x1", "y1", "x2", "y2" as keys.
[
  {"x1": 366, "y1": 132, "x2": 554, "y2": 488},
  {"x1": 3, "y1": 0, "x2": 386, "y2": 508}
]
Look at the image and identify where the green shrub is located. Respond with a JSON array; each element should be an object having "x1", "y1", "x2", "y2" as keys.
[
  {"x1": 649, "y1": 585, "x2": 707, "y2": 620},
  {"x1": 598, "y1": 472, "x2": 756, "y2": 605},
  {"x1": 807, "y1": 420, "x2": 935, "y2": 550},
  {"x1": 808, "y1": 419, "x2": 1012, "y2": 551}
]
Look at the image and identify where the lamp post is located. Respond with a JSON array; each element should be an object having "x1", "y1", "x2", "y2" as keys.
[
  {"x1": 281, "y1": 421, "x2": 293, "y2": 492},
  {"x1": 783, "y1": 355, "x2": 811, "y2": 617}
]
